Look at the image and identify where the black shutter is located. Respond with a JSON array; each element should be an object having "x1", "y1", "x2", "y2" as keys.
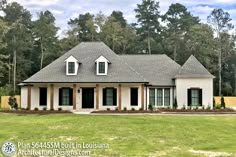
[
  {"x1": 59, "y1": 88, "x2": 62, "y2": 106},
  {"x1": 199, "y1": 89, "x2": 202, "y2": 106},
  {"x1": 187, "y1": 89, "x2": 191, "y2": 106},
  {"x1": 103, "y1": 88, "x2": 107, "y2": 106},
  {"x1": 69, "y1": 88, "x2": 73, "y2": 106},
  {"x1": 113, "y1": 88, "x2": 117, "y2": 106},
  {"x1": 131, "y1": 88, "x2": 138, "y2": 106},
  {"x1": 39, "y1": 88, "x2": 47, "y2": 106}
]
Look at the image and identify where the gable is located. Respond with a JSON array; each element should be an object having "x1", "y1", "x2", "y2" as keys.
[{"x1": 175, "y1": 55, "x2": 214, "y2": 78}]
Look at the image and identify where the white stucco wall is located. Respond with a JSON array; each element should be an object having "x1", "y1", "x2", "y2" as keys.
[
  {"x1": 20, "y1": 87, "x2": 27, "y2": 109},
  {"x1": 175, "y1": 78, "x2": 213, "y2": 108}
]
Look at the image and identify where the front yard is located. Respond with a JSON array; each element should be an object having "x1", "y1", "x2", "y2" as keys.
[{"x1": 0, "y1": 113, "x2": 236, "y2": 157}]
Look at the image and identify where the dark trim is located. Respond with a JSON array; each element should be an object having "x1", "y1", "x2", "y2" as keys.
[
  {"x1": 102, "y1": 87, "x2": 117, "y2": 106},
  {"x1": 188, "y1": 88, "x2": 202, "y2": 106},
  {"x1": 187, "y1": 89, "x2": 191, "y2": 106},
  {"x1": 59, "y1": 87, "x2": 73, "y2": 106}
]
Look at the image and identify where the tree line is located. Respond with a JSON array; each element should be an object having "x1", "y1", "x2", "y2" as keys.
[{"x1": 0, "y1": 0, "x2": 235, "y2": 96}]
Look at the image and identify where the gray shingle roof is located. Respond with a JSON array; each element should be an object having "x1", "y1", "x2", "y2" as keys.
[
  {"x1": 23, "y1": 42, "x2": 213, "y2": 85},
  {"x1": 175, "y1": 55, "x2": 214, "y2": 78},
  {"x1": 120, "y1": 54, "x2": 181, "y2": 86},
  {"x1": 23, "y1": 42, "x2": 147, "y2": 83}
]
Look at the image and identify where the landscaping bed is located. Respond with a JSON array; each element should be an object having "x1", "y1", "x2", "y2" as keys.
[
  {"x1": 92, "y1": 110, "x2": 161, "y2": 114},
  {"x1": 92, "y1": 108, "x2": 236, "y2": 114},
  {"x1": 159, "y1": 108, "x2": 236, "y2": 113},
  {"x1": 0, "y1": 109, "x2": 72, "y2": 114}
]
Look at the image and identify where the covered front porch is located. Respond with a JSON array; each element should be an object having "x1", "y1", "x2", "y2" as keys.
[{"x1": 21, "y1": 83, "x2": 146, "y2": 111}]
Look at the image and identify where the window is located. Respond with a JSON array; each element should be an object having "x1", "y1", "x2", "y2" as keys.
[
  {"x1": 98, "y1": 62, "x2": 105, "y2": 74},
  {"x1": 103, "y1": 88, "x2": 117, "y2": 106},
  {"x1": 149, "y1": 88, "x2": 155, "y2": 106},
  {"x1": 59, "y1": 88, "x2": 73, "y2": 106},
  {"x1": 156, "y1": 89, "x2": 163, "y2": 106},
  {"x1": 130, "y1": 88, "x2": 138, "y2": 106},
  {"x1": 164, "y1": 89, "x2": 170, "y2": 106},
  {"x1": 106, "y1": 88, "x2": 113, "y2": 106},
  {"x1": 68, "y1": 62, "x2": 75, "y2": 74},
  {"x1": 149, "y1": 88, "x2": 171, "y2": 107},
  {"x1": 39, "y1": 88, "x2": 47, "y2": 106},
  {"x1": 188, "y1": 89, "x2": 202, "y2": 106}
]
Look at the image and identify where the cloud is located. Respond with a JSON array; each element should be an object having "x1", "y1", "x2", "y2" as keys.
[
  {"x1": 50, "y1": 9, "x2": 64, "y2": 15},
  {"x1": 8, "y1": 0, "x2": 59, "y2": 7}
]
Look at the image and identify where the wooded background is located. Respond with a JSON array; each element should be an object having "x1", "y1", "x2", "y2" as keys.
[{"x1": 0, "y1": 0, "x2": 235, "y2": 96}]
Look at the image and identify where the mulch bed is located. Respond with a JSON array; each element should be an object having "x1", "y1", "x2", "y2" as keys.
[
  {"x1": 0, "y1": 110, "x2": 72, "y2": 114},
  {"x1": 92, "y1": 108, "x2": 236, "y2": 114},
  {"x1": 92, "y1": 110, "x2": 161, "y2": 114},
  {"x1": 159, "y1": 108, "x2": 235, "y2": 112}
]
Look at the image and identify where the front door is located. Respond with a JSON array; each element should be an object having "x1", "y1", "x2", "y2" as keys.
[{"x1": 82, "y1": 88, "x2": 94, "y2": 108}]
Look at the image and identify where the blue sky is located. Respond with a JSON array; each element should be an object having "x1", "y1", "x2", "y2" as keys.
[{"x1": 8, "y1": 0, "x2": 236, "y2": 36}]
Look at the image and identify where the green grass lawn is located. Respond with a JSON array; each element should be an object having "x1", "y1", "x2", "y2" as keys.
[{"x1": 0, "y1": 113, "x2": 236, "y2": 157}]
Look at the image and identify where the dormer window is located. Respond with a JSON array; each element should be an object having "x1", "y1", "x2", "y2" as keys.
[
  {"x1": 99, "y1": 62, "x2": 105, "y2": 74},
  {"x1": 95, "y1": 56, "x2": 110, "y2": 75},
  {"x1": 68, "y1": 62, "x2": 75, "y2": 74},
  {"x1": 65, "y1": 55, "x2": 79, "y2": 75}
]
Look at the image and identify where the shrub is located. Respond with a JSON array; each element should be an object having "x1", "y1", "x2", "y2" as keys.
[
  {"x1": 26, "y1": 107, "x2": 29, "y2": 110},
  {"x1": 173, "y1": 97, "x2": 178, "y2": 109},
  {"x1": 123, "y1": 107, "x2": 127, "y2": 111},
  {"x1": 8, "y1": 96, "x2": 18, "y2": 110},
  {"x1": 215, "y1": 105, "x2": 221, "y2": 109},
  {"x1": 58, "y1": 107, "x2": 62, "y2": 111},
  {"x1": 34, "y1": 107, "x2": 39, "y2": 111},
  {"x1": 195, "y1": 106, "x2": 198, "y2": 110},
  {"x1": 106, "y1": 108, "x2": 110, "y2": 111},
  {"x1": 50, "y1": 108, "x2": 54, "y2": 111},
  {"x1": 115, "y1": 107, "x2": 118, "y2": 111},
  {"x1": 221, "y1": 96, "x2": 225, "y2": 109},
  {"x1": 206, "y1": 105, "x2": 211, "y2": 110},
  {"x1": 148, "y1": 104, "x2": 153, "y2": 111},
  {"x1": 131, "y1": 108, "x2": 135, "y2": 111},
  {"x1": 43, "y1": 107, "x2": 47, "y2": 111},
  {"x1": 182, "y1": 105, "x2": 186, "y2": 110},
  {"x1": 139, "y1": 107, "x2": 143, "y2": 111},
  {"x1": 202, "y1": 106, "x2": 205, "y2": 110}
]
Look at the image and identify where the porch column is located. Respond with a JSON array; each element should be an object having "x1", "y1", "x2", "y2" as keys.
[
  {"x1": 73, "y1": 84, "x2": 77, "y2": 110},
  {"x1": 27, "y1": 85, "x2": 31, "y2": 110},
  {"x1": 96, "y1": 84, "x2": 99, "y2": 110},
  {"x1": 141, "y1": 84, "x2": 144, "y2": 109},
  {"x1": 118, "y1": 84, "x2": 122, "y2": 110},
  {"x1": 50, "y1": 84, "x2": 54, "y2": 110}
]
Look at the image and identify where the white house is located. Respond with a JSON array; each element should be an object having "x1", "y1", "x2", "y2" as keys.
[{"x1": 20, "y1": 42, "x2": 214, "y2": 111}]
